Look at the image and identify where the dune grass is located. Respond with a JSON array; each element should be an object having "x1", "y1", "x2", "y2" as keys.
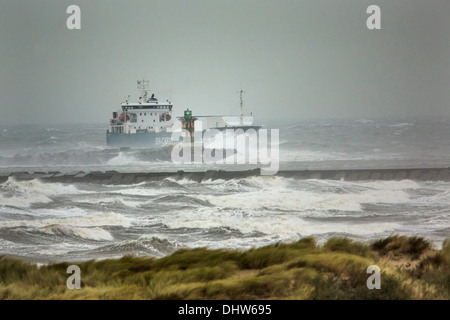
[{"x1": 0, "y1": 235, "x2": 448, "y2": 300}]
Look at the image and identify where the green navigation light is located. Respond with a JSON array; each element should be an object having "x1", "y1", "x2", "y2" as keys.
[{"x1": 184, "y1": 109, "x2": 192, "y2": 121}]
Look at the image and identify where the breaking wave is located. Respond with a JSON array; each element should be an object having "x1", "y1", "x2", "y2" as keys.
[
  {"x1": 0, "y1": 178, "x2": 83, "y2": 207},
  {"x1": 93, "y1": 236, "x2": 180, "y2": 257},
  {"x1": 40, "y1": 224, "x2": 113, "y2": 241},
  {"x1": 0, "y1": 211, "x2": 131, "y2": 229},
  {"x1": 165, "y1": 207, "x2": 400, "y2": 239},
  {"x1": 197, "y1": 179, "x2": 413, "y2": 212},
  {"x1": 106, "y1": 152, "x2": 145, "y2": 166}
]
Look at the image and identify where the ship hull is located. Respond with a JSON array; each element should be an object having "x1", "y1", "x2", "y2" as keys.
[{"x1": 106, "y1": 131, "x2": 174, "y2": 149}]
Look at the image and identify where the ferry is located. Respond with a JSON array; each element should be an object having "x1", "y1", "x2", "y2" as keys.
[{"x1": 106, "y1": 80, "x2": 260, "y2": 148}]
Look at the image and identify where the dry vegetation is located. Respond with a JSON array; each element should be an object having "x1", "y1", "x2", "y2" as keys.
[{"x1": 0, "y1": 235, "x2": 448, "y2": 300}]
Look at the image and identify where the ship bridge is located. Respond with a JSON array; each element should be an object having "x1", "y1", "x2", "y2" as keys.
[{"x1": 121, "y1": 104, "x2": 173, "y2": 112}]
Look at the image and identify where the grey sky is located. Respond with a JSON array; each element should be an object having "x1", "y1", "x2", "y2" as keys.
[{"x1": 1, "y1": 0, "x2": 449, "y2": 125}]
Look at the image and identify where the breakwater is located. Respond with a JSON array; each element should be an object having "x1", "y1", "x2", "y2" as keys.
[{"x1": 1, "y1": 168, "x2": 449, "y2": 184}]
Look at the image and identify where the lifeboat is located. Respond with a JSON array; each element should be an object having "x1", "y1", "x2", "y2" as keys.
[{"x1": 119, "y1": 113, "x2": 130, "y2": 122}]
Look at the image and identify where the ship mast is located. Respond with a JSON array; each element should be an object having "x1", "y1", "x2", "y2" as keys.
[
  {"x1": 238, "y1": 90, "x2": 244, "y2": 125},
  {"x1": 137, "y1": 79, "x2": 151, "y2": 101}
]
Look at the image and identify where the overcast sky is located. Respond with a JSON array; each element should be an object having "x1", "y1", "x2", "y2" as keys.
[{"x1": 1, "y1": 0, "x2": 449, "y2": 125}]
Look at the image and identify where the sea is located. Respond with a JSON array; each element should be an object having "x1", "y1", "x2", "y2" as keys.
[{"x1": 0, "y1": 118, "x2": 449, "y2": 263}]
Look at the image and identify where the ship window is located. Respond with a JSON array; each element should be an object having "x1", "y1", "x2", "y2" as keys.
[
  {"x1": 140, "y1": 113, "x2": 142, "y2": 116},
  {"x1": 144, "y1": 113, "x2": 146, "y2": 115},
  {"x1": 151, "y1": 113, "x2": 153, "y2": 116},
  {"x1": 153, "y1": 120, "x2": 155, "y2": 122}
]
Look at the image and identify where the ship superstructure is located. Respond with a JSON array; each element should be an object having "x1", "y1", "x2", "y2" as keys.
[{"x1": 107, "y1": 80, "x2": 174, "y2": 148}]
